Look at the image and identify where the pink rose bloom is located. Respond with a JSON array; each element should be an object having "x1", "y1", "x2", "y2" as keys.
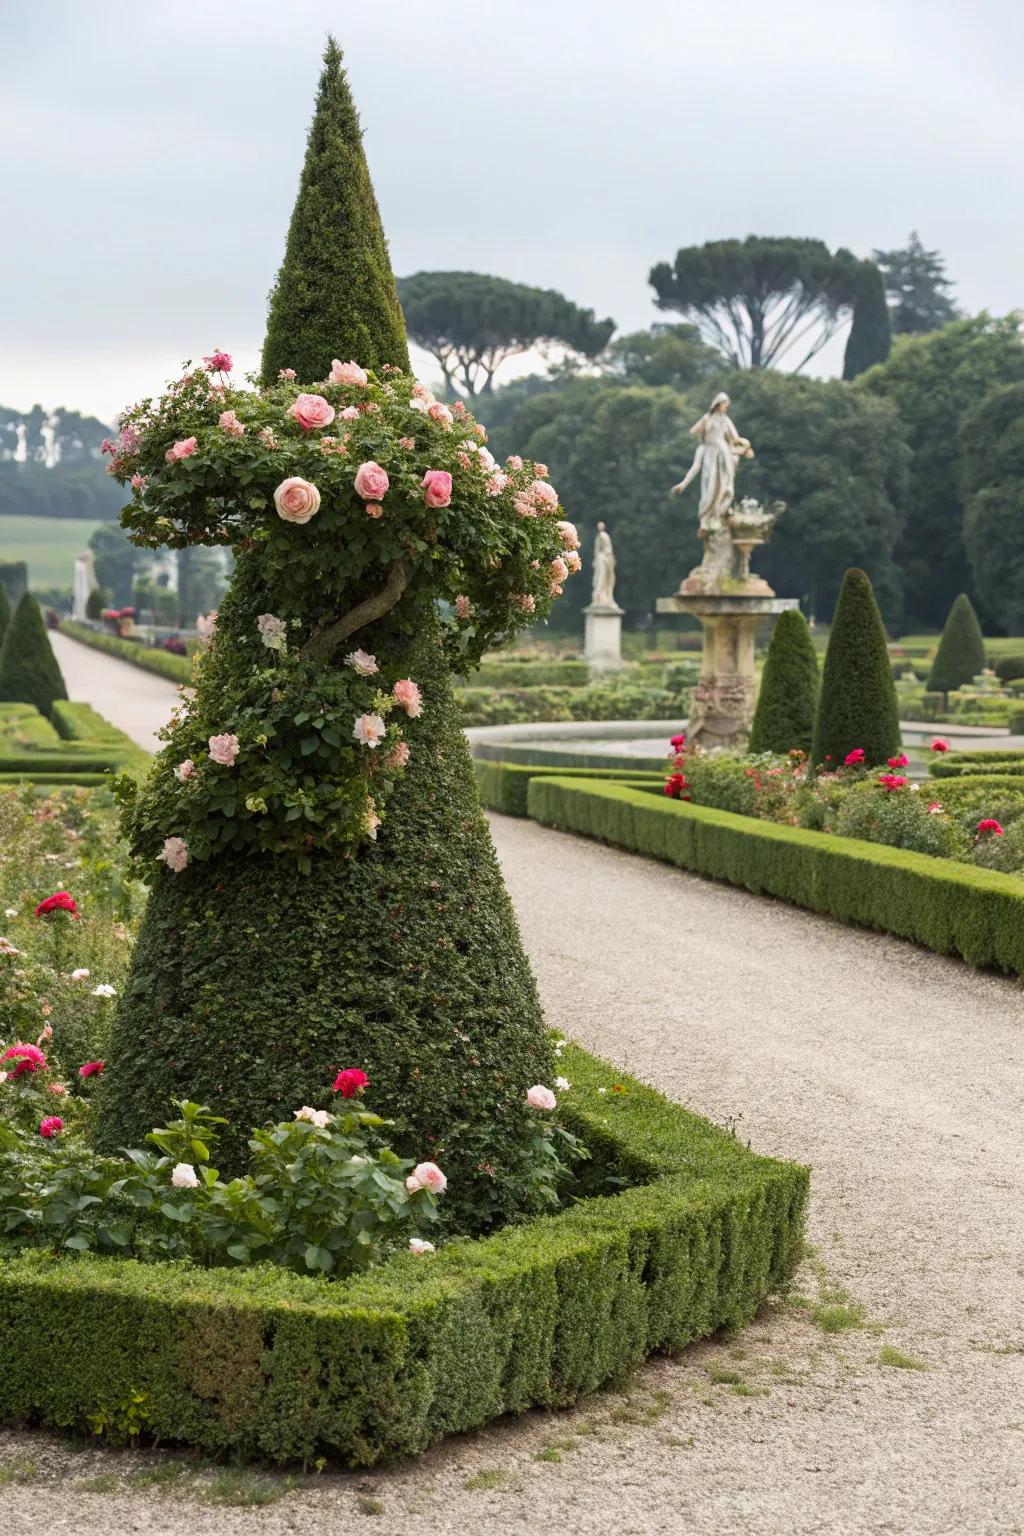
[
  {"x1": 556, "y1": 520, "x2": 580, "y2": 551},
  {"x1": 474, "y1": 424, "x2": 487, "y2": 440},
  {"x1": 485, "y1": 473, "x2": 508, "y2": 497},
  {"x1": 208, "y1": 733, "x2": 240, "y2": 767},
  {"x1": 71, "y1": 968, "x2": 90, "y2": 981},
  {"x1": 158, "y1": 836, "x2": 189, "y2": 873},
  {"x1": 289, "y1": 393, "x2": 335, "y2": 431},
  {"x1": 530, "y1": 479, "x2": 559, "y2": 512},
  {"x1": 49, "y1": 1082, "x2": 68, "y2": 1096},
  {"x1": 174, "y1": 759, "x2": 196, "y2": 782},
  {"x1": 422, "y1": 469, "x2": 453, "y2": 509},
  {"x1": 451, "y1": 400, "x2": 467, "y2": 416},
  {"x1": 398, "y1": 436, "x2": 416, "y2": 450},
  {"x1": 392, "y1": 679, "x2": 423, "y2": 718},
  {"x1": 408, "y1": 1238, "x2": 436, "y2": 1256},
  {"x1": 564, "y1": 550, "x2": 582, "y2": 573},
  {"x1": 171, "y1": 1162, "x2": 199, "y2": 1189},
  {"x1": 457, "y1": 451, "x2": 472, "y2": 471},
  {"x1": 366, "y1": 502, "x2": 384, "y2": 519},
  {"x1": 454, "y1": 595, "x2": 472, "y2": 619},
  {"x1": 353, "y1": 713, "x2": 386, "y2": 749},
  {"x1": 339, "y1": 404, "x2": 360, "y2": 420},
  {"x1": 477, "y1": 447, "x2": 496, "y2": 472},
  {"x1": 274, "y1": 477, "x2": 321, "y2": 524},
  {"x1": 218, "y1": 409, "x2": 245, "y2": 438},
  {"x1": 550, "y1": 556, "x2": 569, "y2": 583},
  {"x1": 412, "y1": 382, "x2": 433, "y2": 401},
  {"x1": 364, "y1": 803, "x2": 382, "y2": 841},
  {"x1": 165, "y1": 436, "x2": 198, "y2": 463},
  {"x1": 258, "y1": 427, "x2": 279, "y2": 448},
  {"x1": 345, "y1": 648, "x2": 378, "y2": 676},
  {"x1": 130, "y1": 473, "x2": 148, "y2": 491},
  {"x1": 527, "y1": 1083, "x2": 557, "y2": 1111},
  {"x1": 38, "y1": 1116, "x2": 64, "y2": 1139},
  {"x1": 196, "y1": 611, "x2": 217, "y2": 641},
  {"x1": 511, "y1": 593, "x2": 536, "y2": 614},
  {"x1": 506, "y1": 454, "x2": 523, "y2": 471},
  {"x1": 384, "y1": 739, "x2": 411, "y2": 769},
  {"x1": 534, "y1": 462, "x2": 549, "y2": 477},
  {"x1": 406, "y1": 1161, "x2": 447, "y2": 1195},
  {"x1": 427, "y1": 401, "x2": 454, "y2": 428},
  {"x1": 330, "y1": 359, "x2": 368, "y2": 386},
  {"x1": 354, "y1": 460, "x2": 390, "y2": 500},
  {"x1": 203, "y1": 350, "x2": 233, "y2": 372},
  {"x1": 278, "y1": 367, "x2": 297, "y2": 381},
  {"x1": 408, "y1": 396, "x2": 429, "y2": 414}
]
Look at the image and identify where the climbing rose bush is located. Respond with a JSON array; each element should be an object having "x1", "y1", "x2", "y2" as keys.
[{"x1": 108, "y1": 359, "x2": 580, "y2": 869}]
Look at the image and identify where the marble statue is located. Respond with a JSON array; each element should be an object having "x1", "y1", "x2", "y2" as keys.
[
  {"x1": 591, "y1": 521, "x2": 617, "y2": 607},
  {"x1": 671, "y1": 392, "x2": 754, "y2": 531}
]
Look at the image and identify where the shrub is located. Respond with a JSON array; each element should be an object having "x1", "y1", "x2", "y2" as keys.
[
  {"x1": 471, "y1": 659, "x2": 589, "y2": 688},
  {"x1": 994, "y1": 654, "x2": 1024, "y2": 683},
  {"x1": 749, "y1": 609, "x2": 819, "y2": 754},
  {"x1": 85, "y1": 586, "x2": 107, "y2": 621},
  {"x1": 927, "y1": 593, "x2": 986, "y2": 697},
  {"x1": 813, "y1": 568, "x2": 900, "y2": 767},
  {"x1": 0, "y1": 595, "x2": 68, "y2": 719},
  {"x1": 0, "y1": 561, "x2": 27, "y2": 605},
  {"x1": 0, "y1": 585, "x2": 9, "y2": 654},
  {"x1": 833, "y1": 781, "x2": 966, "y2": 859},
  {"x1": 473, "y1": 760, "x2": 662, "y2": 817}
]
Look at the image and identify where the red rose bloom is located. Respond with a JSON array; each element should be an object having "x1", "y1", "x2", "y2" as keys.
[
  {"x1": 663, "y1": 772, "x2": 691, "y2": 800},
  {"x1": 844, "y1": 748, "x2": 865, "y2": 766},
  {"x1": 977, "y1": 819, "x2": 1005, "y2": 836},
  {"x1": 670, "y1": 733, "x2": 686, "y2": 751},
  {"x1": 2, "y1": 1043, "x2": 47, "y2": 1078},
  {"x1": 333, "y1": 1067, "x2": 370, "y2": 1098},
  {"x1": 931, "y1": 738, "x2": 949, "y2": 753},
  {"x1": 34, "y1": 891, "x2": 79, "y2": 920},
  {"x1": 78, "y1": 1060, "x2": 105, "y2": 1079},
  {"x1": 38, "y1": 1117, "x2": 64, "y2": 1139},
  {"x1": 877, "y1": 774, "x2": 909, "y2": 791},
  {"x1": 887, "y1": 754, "x2": 909, "y2": 768}
]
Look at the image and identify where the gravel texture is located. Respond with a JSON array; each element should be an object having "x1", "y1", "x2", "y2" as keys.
[{"x1": 2, "y1": 810, "x2": 1023, "y2": 1536}]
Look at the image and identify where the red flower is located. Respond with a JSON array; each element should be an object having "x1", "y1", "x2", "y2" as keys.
[
  {"x1": 34, "y1": 891, "x2": 79, "y2": 920},
  {"x1": 669, "y1": 733, "x2": 686, "y2": 751},
  {"x1": 663, "y1": 772, "x2": 690, "y2": 800},
  {"x1": 844, "y1": 749, "x2": 865, "y2": 766},
  {"x1": 931, "y1": 738, "x2": 949, "y2": 753},
  {"x1": 38, "y1": 1116, "x2": 64, "y2": 1139},
  {"x1": 333, "y1": 1067, "x2": 370, "y2": 1098},
  {"x1": 78, "y1": 1060, "x2": 105, "y2": 1079},
  {"x1": 2, "y1": 1043, "x2": 47, "y2": 1078},
  {"x1": 977, "y1": 819, "x2": 1005, "y2": 836},
  {"x1": 887, "y1": 754, "x2": 910, "y2": 768},
  {"x1": 877, "y1": 774, "x2": 909, "y2": 792}
]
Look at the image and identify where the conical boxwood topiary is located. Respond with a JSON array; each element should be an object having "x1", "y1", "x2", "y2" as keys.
[
  {"x1": 260, "y1": 36, "x2": 410, "y2": 387},
  {"x1": 0, "y1": 584, "x2": 10, "y2": 654},
  {"x1": 98, "y1": 41, "x2": 555, "y2": 1230},
  {"x1": 748, "y1": 608, "x2": 819, "y2": 755},
  {"x1": 927, "y1": 592, "x2": 986, "y2": 701},
  {"x1": 0, "y1": 593, "x2": 67, "y2": 719},
  {"x1": 812, "y1": 568, "x2": 900, "y2": 767}
]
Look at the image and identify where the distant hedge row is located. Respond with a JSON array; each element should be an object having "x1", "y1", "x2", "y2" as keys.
[
  {"x1": 0, "y1": 1043, "x2": 807, "y2": 1466},
  {"x1": 474, "y1": 759, "x2": 661, "y2": 817},
  {"x1": 528, "y1": 778, "x2": 1024, "y2": 977},
  {"x1": 929, "y1": 749, "x2": 1024, "y2": 779},
  {"x1": 60, "y1": 621, "x2": 194, "y2": 685}
]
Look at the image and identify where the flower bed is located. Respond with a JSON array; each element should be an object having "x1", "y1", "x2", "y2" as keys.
[{"x1": 0, "y1": 1040, "x2": 807, "y2": 1465}]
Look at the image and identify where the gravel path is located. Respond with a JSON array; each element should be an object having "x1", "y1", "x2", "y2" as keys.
[
  {"x1": 49, "y1": 630, "x2": 180, "y2": 751},
  {"x1": 3, "y1": 804, "x2": 1024, "y2": 1533}
]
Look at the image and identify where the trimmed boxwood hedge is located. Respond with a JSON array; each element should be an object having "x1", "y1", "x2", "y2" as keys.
[
  {"x1": 470, "y1": 659, "x2": 590, "y2": 688},
  {"x1": 60, "y1": 621, "x2": 194, "y2": 685},
  {"x1": 528, "y1": 778, "x2": 1024, "y2": 976},
  {"x1": 930, "y1": 750, "x2": 1024, "y2": 779},
  {"x1": 0, "y1": 701, "x2": 150, "y2": 785},
  {"x1": 0, "y1": 1043, "x2": 807, "y2": 1466},
  {"x1": 475, "y1": 759, "x2": 662, "y2": 817}
]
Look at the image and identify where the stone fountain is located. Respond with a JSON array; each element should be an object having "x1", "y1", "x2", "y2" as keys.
[{"x1": 656, "y1": 393, "x2": 798, "y2": 749}]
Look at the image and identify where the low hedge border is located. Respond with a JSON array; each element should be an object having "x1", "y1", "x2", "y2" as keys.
[
  {"x1": 51, "y1": 700, "x2": 151, "y2": 779},
  {"x1": 0, "y1": 1042, "x2": 807, "y2": 1466},
  {"x1": 528, "y1": 778, "x2": 1024, "y2": 976},
  {"x1": 0, "y1": 772, "x2": 112, "y2": 789},
  {"x1": 475, "y1": 759, "x2": 663, "y2": 817},
  {"x1": 930, "y1": 754, "x2": 1024, "y2": 779},
  {"x1": 60, "y1": 620, "x2": 194, "y2": 685},
  {"x1": 472, "y1": 742, "x2": 668, "y2": 773},
  {"x1": 926, "y1": 774, "x2": 1024, "y2": 804},
  {"x1": 0, "y1": 702, "x2": 150, "y2": 784}
]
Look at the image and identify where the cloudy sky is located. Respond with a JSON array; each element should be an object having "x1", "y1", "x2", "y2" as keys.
[{"x1": 2, "y1": 0, "x2": 1021, "y2": 424}]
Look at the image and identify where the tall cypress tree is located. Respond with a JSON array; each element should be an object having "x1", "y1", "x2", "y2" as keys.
[
  {"x1": 749, "y1": 608, "x2": 819, "y2": 754},
  {"x1": 927, "y1": 592, "x2": 986, "y2": 702},
  {"x1": 0, "y1": 594, "x2": 67, "y2": 719},
  {"x1": 0, "y1": 584, "x2": 10, "y2": 655},
  {"x1": 812, "y1": 569, "x2": 900, "y2": 766},
  {"x1": 842, "y1": 262, "x2": 891, "y2": 379},
  {"x1": 261, "y1": 37, "x2": 410, "y2": 386},
  {"x1": 99, "y1": 43, "x2": 552, "y2": 1227}
]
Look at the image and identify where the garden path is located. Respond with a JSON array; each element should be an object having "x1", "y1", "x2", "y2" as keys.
[
  {"x1": 5, "y1": 692, "x2": 1024, "y2": 1535},
  {"x1": 49, "y1": 630, "x2": 180, "y2": 752}
]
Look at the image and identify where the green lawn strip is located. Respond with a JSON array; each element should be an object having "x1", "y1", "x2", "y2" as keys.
[{"x1": 0, "y1": 1042, "x2": 807, "y2": 1467}]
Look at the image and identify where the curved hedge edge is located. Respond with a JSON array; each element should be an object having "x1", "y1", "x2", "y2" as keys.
[
  {"x1": 474, "y1": 759, "x2": 663, "y2": 816},
  {"x1": 527, "y1": 778, "x2": 1024, "y2": 977},
  {"x1": 50, "y1": 700, "x2": 151, "y2": 779},
  {"x1": 930, "y1": 757, "x2": 1024, "y2": 779},
  {"x1": 0, "y1": 1041, "x2": 807, "y2": 1467},
  {"x1": 59, "y1": 621, "x2": 194, "y2": 686}
]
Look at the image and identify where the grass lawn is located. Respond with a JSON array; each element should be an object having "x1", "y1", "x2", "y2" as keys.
[{"x1": 0, "y1": 514, "x2": 106, "y2": 591}]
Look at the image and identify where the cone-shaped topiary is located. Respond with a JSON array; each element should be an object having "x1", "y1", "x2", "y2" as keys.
[
  {"x1": 812, "y1": 568, "x2": 900, "y2": 767},
  {"x1": 842, "y1": 261, "x2": 891, "y2": 380},
  {"x1": 261, "y1": 36, "x2": 410, "y2": 387},
  {"x1": 749, "y1": 608, "x2": 819, "y2": 755},
  {"x1": 927, "y1": 592, "x2": 986, "y2": 701},
  {"x1": 97, "y1": 44, "x2": 585, "y2": 1230},
  {"x1": 0, "y1": 584, "x2": 10, "y2": 654},
  {"x1": 0, "y1": 593, "x2": 67, "y2": 719}
]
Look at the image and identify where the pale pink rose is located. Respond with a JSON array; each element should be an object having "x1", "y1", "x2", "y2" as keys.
[
  {"x1": 217, "y1": 409, "x2": 245, "y2": 438},
  {"x1": 289, "y1": 393, "x2": 335, "y2": 431},
  {"x1": 408, "y1": 396, "x2": 430, "y2": 414},
  {"x1": 534, "y1": 462, "x2": 549, "y2": 477},
  {"x1": 49, "y1": 1082, "x2": 68, "y2": 1096},
  {"x1": 353, "y1": 460, "x2": 390, "y2": 501},
  {"x1": 451, "y1": 400, "x2": 467, "y2": 416},
  {"x1": 196, "y1": 610, "x2": 217, "y2": 641},
  {"x1": 339, "y1": 404, "x2": 360, "y2": 420},
  {"x1": 364, "y1": 802, "x2": 382, "y2": 840},
  {"x1": 556, "y1": 520, "x2": 580, "y2": 551},
  {"x1": 527, "y1": 1083, "x2": 557, "y2": 1111},
  {"x1": 406, "y1": 1161, "x2": 447, "y2": 1195},
  {"x1": 564, "y1": 550, "x2": 582, "y2": 573},
  {"x1": 294, "y1": 1106, "x2": 331, "y2": 1128},
  {"x1": 454, "y1": 595, "x2": 472, "y2": 620},
  {"x1": 422, "y1": 469, "x2": 453, "y2": 509},
  {"x1": 274, "y1": 476, "x2": 321, "y2": 524},
  {"x1": 366, "y1": 502, "x2": 384, "y2": 519},
  {"x1": 130, "y1": 473, "x2": 148, "y2": 490},
  {"x1": 531, "y1": 479, "x2": 559, "y2": 511},
  {"x1": 257, "y1": 612, "x2": 287, "y2": 651},
  {"x1": 174, "y1": 759, "x2": 196, "y2": 782},
  {"x1": 458, "y1": 438, "x2": 478, "y2": 454},
  {"x1": 398, "y1": 436, "x2": 416, "y2": 450},
  {"x1": 329, "y1": 359, "x2": 368, "y2": 386},
  {"x1": 383, "y1": 739, "x2": 410, "y2": 769},
  {"x1": 203, "y1": 350, "x2": 233, "y2": 372},
  {"x1": 485, "y1": 473, "x2": 508, "y2": 497},
  {"x1": 474, "y1": 424, "x2": 487, "y2": 440},
  {"x1": 506, "y1": 454, "x2": 523, "y2": 471},
  {"x1": 550, "y1": 556, "x2": 569, "y2": 583},
  {"x1": 164, "y1": 436, "x2": 198, "y2": 463},
  {"x1": 171, "y1": 1162, "x2": 199, "y2": 1188},
  {"x1": 353, "y1": 713, "x2": 386, "y2": 749},
  {"x1": 258, "y1": 426, "x2": 279, "y2": 448},
  {"x1": 511, "y1": 593, "x2": 536, "y2": 614},
  {"x1": 345, "y1": 648, "x2": 378, "y2": 676},
  {"x1": 278, "y1": 367, "x2": 297, "y2": 381},
  {"x1": 513, "y1": 495, "x2": 536, "y2": 518},
  {"x1": 408, "y1": 1238, "x2": 436, "y2": 1256},
  {"x1": 457, "y1": 451, "x2": 472, "y2": 471},
  {"x1": 208, "y1": 733, "x2": 240, "y2": 767},
  {"x1": 477, "y1": 447, "x2": 496, "y2": 472},
  {"x1": 71, "y1": 968, "x2": 90, "y2": 981},
  {"x1": 428, "y1": 401, "x2": 453, "y2": 428},
  {"x1": 412, "y1": 382, "x2": 434, "y2": 401},
  {"x1": 392, "y1": 679, "x2": 423, "y2": 718},
  {"x1": 158, "y1": 836, "x2": 189, "y2": 873}
]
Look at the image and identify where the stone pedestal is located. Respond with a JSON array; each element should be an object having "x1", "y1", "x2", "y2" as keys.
[{"x1": 584, "y1": 602, "x2": 625, "y2": 674}]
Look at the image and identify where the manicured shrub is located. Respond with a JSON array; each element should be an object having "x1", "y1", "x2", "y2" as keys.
[
  {"x1": 0, "y1": 585, "x2": 9, "y2": 654},
  {"x1": 833, "y1": 781, "x2": 966, "y2": 859},
  {"x1": 813, "y1": 568, "x2": 900, "y2": 767},
  {"x1": 260, "y1": 37, "x2": 409, "y2": 387},
  {"x1": 0, "y1": 594, "x2": 68, "y2": 719},
  {"x1": 0, "y1": 561, "x2": 27, "y2": 605},
  {"x1": 474, "y1": 760, "x2": 661, "y2": 817},
  {"x1": 85, "y1": 586, "x2": 107, "y2": 621},
  {"x1": 748, "y1": 609, "x2": 819, "y2": 754},
  {"x1": 927, "y1": 593, "x2": 986, "y2": 698},
  {"x1": 994, "y1": 654, "x2": 1024, "y2": 683},
  {"x1": 470, "y1": 659, "x2": 589, "y2": 688},
  {"x1": 930, "y1": 751, "x2": 1024, "y2": 779}
]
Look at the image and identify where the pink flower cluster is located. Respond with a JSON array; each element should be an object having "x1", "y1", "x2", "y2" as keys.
[{"x1": 513, "y1": 479, "x2": 560, "y2": 518}]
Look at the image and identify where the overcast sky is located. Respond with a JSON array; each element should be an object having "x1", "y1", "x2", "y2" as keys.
[{"x1": 2, "y1": 0, "x2": 1022, "y2": 424}]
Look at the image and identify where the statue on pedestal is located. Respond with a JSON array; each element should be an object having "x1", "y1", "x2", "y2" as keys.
[
  {"x1": 672, "y1": 392, "x2": 754, "y2": 532},
  {"x1": 584, "y1": 521, "x2": 624, "y2": 672},
  {"x1": 590, "y1": 521, "x2": 617, "y2": 608}
]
